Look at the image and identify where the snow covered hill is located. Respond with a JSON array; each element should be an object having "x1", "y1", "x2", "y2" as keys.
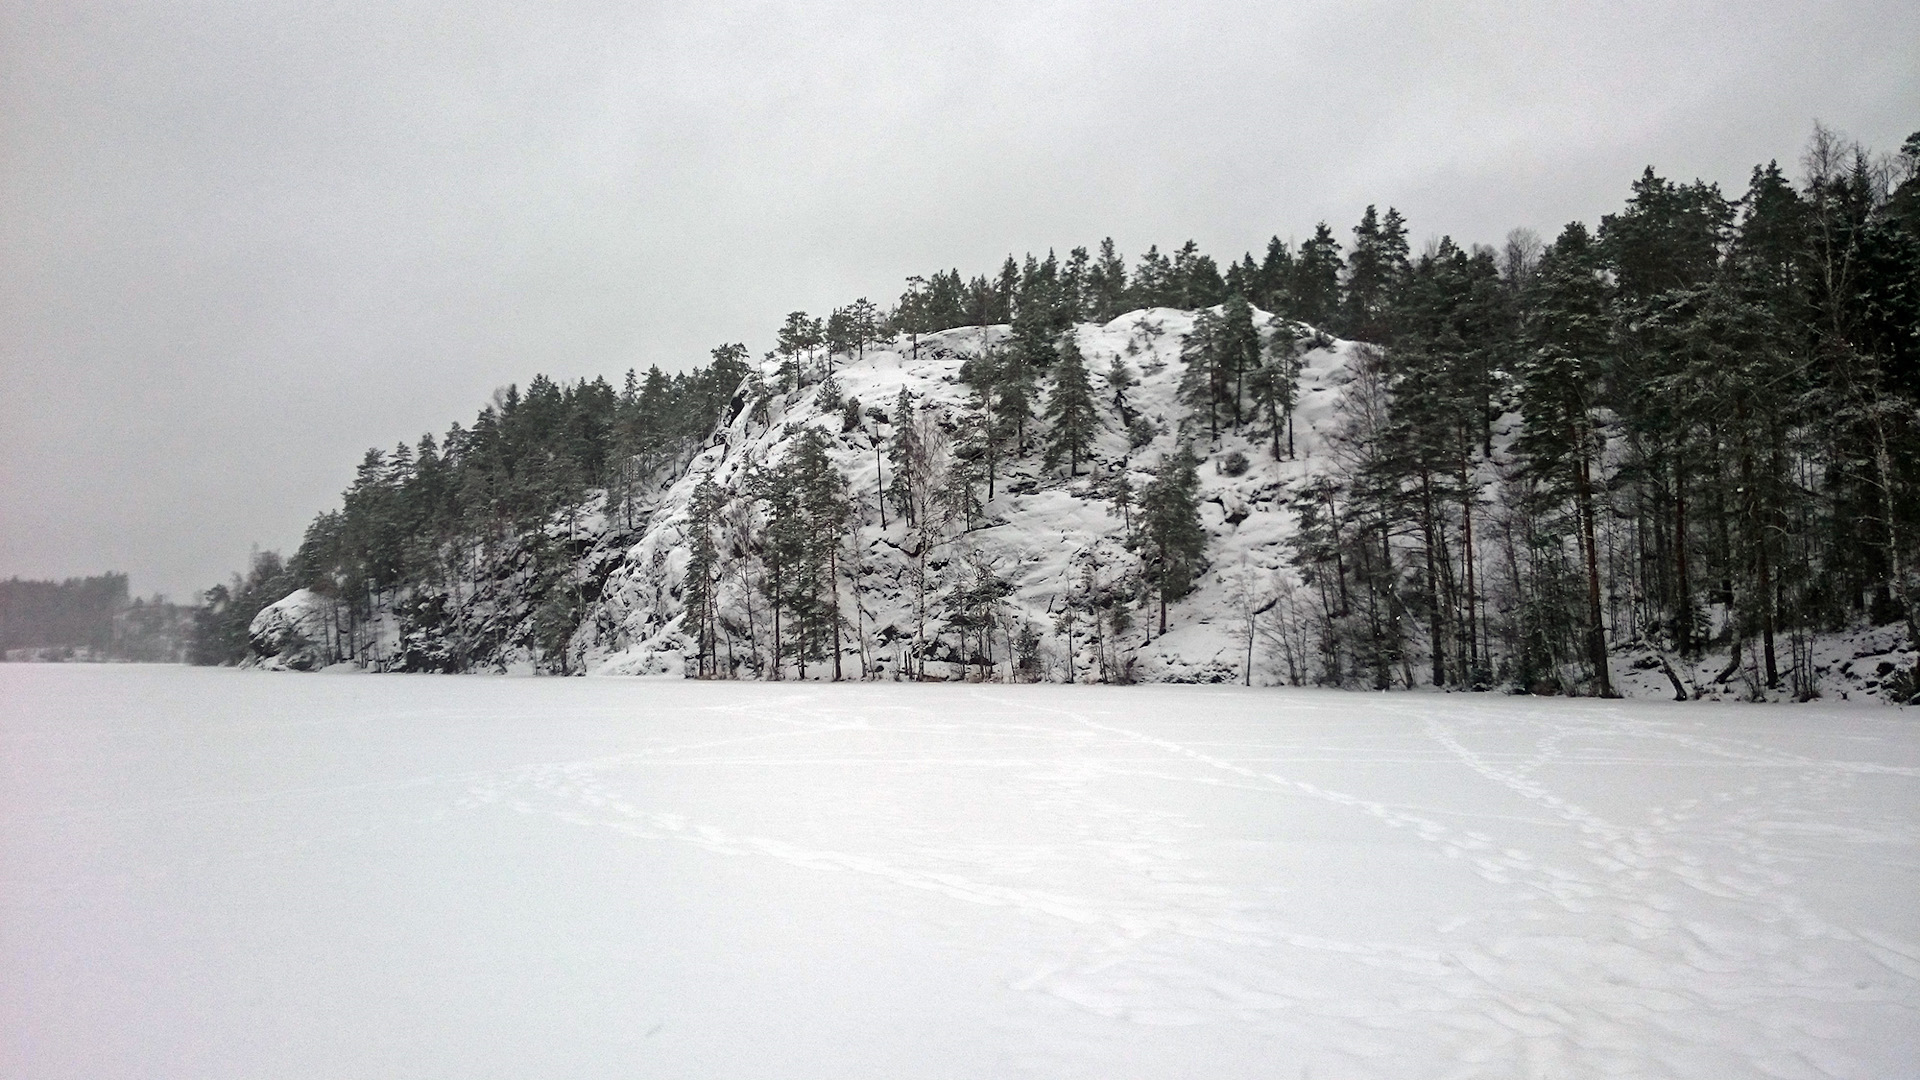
[
  {"x1": 577, "y1": 309, "x2": 1359, "y2": 682},
  {"x1": 242, "y1": 307, "x2": 1918, "y2": 701}
]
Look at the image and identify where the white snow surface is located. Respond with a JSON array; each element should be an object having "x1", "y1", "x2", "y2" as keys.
[{"x1": 4, "y1": 665, "x2": 1916, "y2": 1078}]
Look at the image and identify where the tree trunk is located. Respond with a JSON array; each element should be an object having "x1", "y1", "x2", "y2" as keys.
[
  {"x1": 1674, "y1": 459, "x2": 1691, "y2": 657},
  {"x1": 1868, "y1": 410, "x2": 1920, "y2": 693},
  {"x1": 1575, "y1": 437, "x2": 1616, "y2": 697},
  {"x1": 1421, "y1": 472, "x2": 1445, "y2": 687},
  {"x1": 1459, "y1": 443, "x2": 1480, "y2": 685}
]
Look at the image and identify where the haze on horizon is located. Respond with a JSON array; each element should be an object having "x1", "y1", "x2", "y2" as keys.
[{"x1": 3, "y1": 0, "x2": 1915, "y2": 602}]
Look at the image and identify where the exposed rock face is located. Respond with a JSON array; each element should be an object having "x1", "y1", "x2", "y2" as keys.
[
  {"x1": 573, "y1": 311, "x2": 1361, "y2": 683},
  {"x1": 247, "y1": 589, "x2": 336, "y2": 671}
]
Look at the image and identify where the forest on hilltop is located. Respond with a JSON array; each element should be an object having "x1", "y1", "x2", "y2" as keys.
[{"x1": 195, "y1": 126, "x2": 1920, "y2": 700}]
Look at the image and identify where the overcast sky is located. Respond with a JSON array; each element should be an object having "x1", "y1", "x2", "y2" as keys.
[{"x1": 3, "y1": 0, "x2": 1915, "y2": 601}]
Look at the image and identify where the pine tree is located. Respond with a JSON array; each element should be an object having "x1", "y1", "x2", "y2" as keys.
[
  {"x1": 1171, "y1": 240, "x2": 1225, "y2": 308},
  {"x1": 751, "y1": 461, "x2": 803, "y2": 679},
  {"x1": 815, "y1": 373, "x2": 844, "y2": 414},
  {"x1": 1103, "y1": 467, "x2": 1136, "y2": 537},
  {"x1": 845, "y1": 298, "x2": 881, "y2": 360},
  {"x1": 1131, "y1": 245, "x2": 1173, "y2": 308},
  {"x1": 1042, "y1": 333, "x2": 1100, "y2": 474},
  {"x1": 957, "y1": 348, "x2": 1009, "y2": 498},
  {"x1": 776, "y1": 311, "x2": 822, "y2": 384},
  {"x1": 682, "y1": 478, "x2": 725, "y2": 677},
  {"x1": 1247, "y1": 319, "x2": 1301, "y2": 458},
  {"x1": 1515, "y1": 221, "x2": 1617, "y2": 696},
  {"x1": 1087, "y1": 238, "x2": 1130, "y2": 321},
  {"x1": 1293, "y1": 223, "x2": 1344, "y2": 331},
  {"x1": 1258, "y1": 236, "x2": 1296, "y2": 315},
  {"x1": 887, "y1": 388, "x2": 923, "y2": 526},
  {"x1": 1133, "y1": 445, "x2": 1208, "y2": 636},
  {"x1": 791, "y1": 428, "x2": 852, "y2": 679},
  {"x1": 941, "y1": 432, "x2": 986, "y2": 533},
  {"x1": 1177, "y1": 309, "x2": 1224, "y2": 440},
  {"x1": 1342, "y1": 205, "x2": 1410, "y2": 342},
  {"x1": 1217, "y1": 294, "x2": 1261, "y2": 428}
]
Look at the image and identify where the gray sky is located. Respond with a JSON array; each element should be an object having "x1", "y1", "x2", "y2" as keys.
[{"x1": 3, "y1": 0, "x2": 1915, "y2": 601}]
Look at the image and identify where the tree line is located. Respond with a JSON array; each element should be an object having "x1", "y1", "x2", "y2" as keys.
[
  {"x1": 191, "y1": 351, "x2": 753, "y2": 667},
  {"x1": 1272, "y1": 127, "x2": 1920, "y2": 700},
  {"x1": 2, "y1": 573, "x2": 194, "y2": 662},
  {"x1": 193, "y1": 124, "x2": 1920, "y2": 699}
]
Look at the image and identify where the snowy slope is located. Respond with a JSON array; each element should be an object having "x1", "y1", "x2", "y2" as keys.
[
  {"x1": 234, "y1": 305, "x2": 1917, "y2": 700},
  {"x1": 6, "y1": 666, "x2": 1916, "y2": 1079},
  {"x1": 581, "y1": 309, "x2": 1361, "y2": 682}
]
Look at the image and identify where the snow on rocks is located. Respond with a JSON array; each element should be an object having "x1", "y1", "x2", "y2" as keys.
[
  {"x1": 577, "y1": 310, "x2": 1357, "y2": 682},
  {"x1": 245, "y1": 588, "x2": 337, "y2": 671}
]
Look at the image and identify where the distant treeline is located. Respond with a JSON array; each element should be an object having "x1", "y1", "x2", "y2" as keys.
[
  {"x1": 2, "y1": 574, "x2": 193, "y2": 662},
  {"x1": 189, "y1": 353, "x2": 757, "y2": 664},
  {"x1": 193, "y1": 125, "x2": 1920, "y2": 698}
]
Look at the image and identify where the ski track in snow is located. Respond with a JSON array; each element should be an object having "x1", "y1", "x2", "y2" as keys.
[{"x1": 432, "y1": 686, "x2": 1920, "y2": 1079}]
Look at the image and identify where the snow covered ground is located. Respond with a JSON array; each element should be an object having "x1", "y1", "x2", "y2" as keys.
[{"x1": 3, "y1": 666, "x2": 1916, "y2": 1078}]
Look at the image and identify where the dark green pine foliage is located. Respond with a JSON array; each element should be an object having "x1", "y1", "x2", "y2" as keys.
[
  {"x1": 193, "y1": 344, "x2": 751, "y2": 667},
  {"x1": 957, "y1": 348, "x2": 1011, "y2": 498},
  {"x1": 755, "y1": 427, "x2": 853, "y2": 680},
  {"x1": 790, "y1": 428, "x2": 853, "y2": 679},
  {"x1": 892, "y1": 271, "x2": 972, "y2": 338},
  {"x1": 815, "y1": 373, "x2": 844, "y2": 414},
  {"x1": 887, "y1": 387, "x2": 924, "y2": 526},
  {"x1": 1601, "y1": 169, "x2": 1733, "y2": 663},
  {"x1": 1291, "y1": 223, "x2": 1344, "y2": 331},
  {"x1": 191, "y1": 553, "x2": 296, "y2": 665},
  {"x1": 1086, "y1": 238, "x2": 1130, "y2": 322},
  {"x1": 1131, "y1": 245, "x2": 1174, "y2": 308},
  {"x1": 1042, "y1": 333, "x2": 1100, "y2": 475},
  {"x1": 1133, "y1": 445, "x2": 1208, "y2": 636},
  {"x1": 1256, "y1": 236, "x2": 1296, "y2": 316},
  {"x1": 1171, "y1": 241, "x2": 1226, "y2": 309},
  {"x1": 1177, "y1": 308, "x2": 1224, "y2": 439},
  {"x1": 752, "y1": 459, "x2": 804, "y2": 679},
  {"x1": 1215, "y1": 295, "x2": 1261, "y2": 428},
  {"x1": 1342, "y1": 205, "x2": 1410, "y2": 342},
  {"x1": 1176, "y1": 296, "x2": 1262, "y2": 441},
  {"x1": 1514, "y1": 222, "x2": 1617, "y2": 697},
  {"x1": 1247, "y1": 318, "x2": 1302, "y2": 459},
  {"x1": 682, "y1": 477, "x2": 726, "y2": 678}
]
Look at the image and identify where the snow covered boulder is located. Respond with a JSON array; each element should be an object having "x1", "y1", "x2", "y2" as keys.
[{"x1": 247, "y1": 589, "x2": 334, "y2": 671}]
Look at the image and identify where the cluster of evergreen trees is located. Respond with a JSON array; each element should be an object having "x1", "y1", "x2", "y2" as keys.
[
  {"x1": 192, "y1": 350, "x2": 752, "y2": 665},
  {"x1": 1275, "y1": 127, "x2": 1920, "y2": 699},
  {"x1": 194, "y1": 125, "x2": 1919, "y2": 697}
]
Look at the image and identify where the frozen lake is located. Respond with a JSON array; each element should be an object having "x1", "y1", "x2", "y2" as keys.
[{"x1": 3, "y1": 666, "x2": 1916, "y2": 1078}]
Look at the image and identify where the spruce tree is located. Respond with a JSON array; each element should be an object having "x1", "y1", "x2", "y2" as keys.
[{"x1": 1042, "y1": 333, "x2": 1100, "y2": 474}]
